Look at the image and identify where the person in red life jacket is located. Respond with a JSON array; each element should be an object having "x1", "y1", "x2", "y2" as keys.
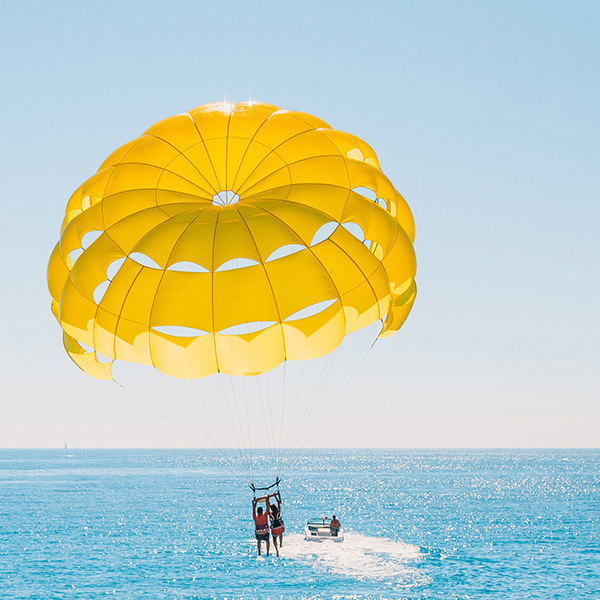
[
  {"x1": 252, "y1": 497, "x2": 271, "y2": 556},
  {"x1": 330, "y1": 514, "x2": 341, "y2": 537},
  {"x1": 269, "y1": 492, "x2": 285, "y2": 555}
]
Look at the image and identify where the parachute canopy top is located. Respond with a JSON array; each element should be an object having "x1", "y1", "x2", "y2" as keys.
[{"x1": 48, "y1": 101, "x2": 417, "y2": 381}]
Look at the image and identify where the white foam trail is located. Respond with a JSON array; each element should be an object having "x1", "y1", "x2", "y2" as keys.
[{"x1": 279, "y1": 533, "x2": 427, "y2": 584}]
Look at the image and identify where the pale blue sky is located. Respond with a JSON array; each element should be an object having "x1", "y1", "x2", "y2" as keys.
[{"x1": 1, "y1": 1, "x2": 598, "y2": 448}]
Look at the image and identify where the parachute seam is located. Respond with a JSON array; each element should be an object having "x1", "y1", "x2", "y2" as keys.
[
  {"x1": 244, "y1": 183, "x2": 403, "y2": 253},
  {"x1": 290, "y1": 112, "x2": 332, "y2": 130},
  {"x1": 260, "y1": 203, "x2": 391, "y2": 332},
  {"x1": 102, "y1": 204, "x2": 212, "y2": 266},
  {"x1": 104, "y1": 262, "x2": 144, "y2": 363},
  {"x1": 143, "y1": 208, "x2": 218, "y2": 373},
  {"x1": 232, "y1": 119, "x2": 320, "y2": 193},
  {"x1": 87, "y1": 196, "x2": 212, "y2": 242},
  {"x1": 57, "y1": 200, "x2": 210, "y2": 272},
  {"x1": 240, "y1": 153, "x2": 349, "y2": 197},
  {"x1": 326, "y1": 237, "x2": 389, "y2": 321},
  {"x1": 69, "y1": 264, "x2": 144, "y2": 339},
  {"x1": 331, "y1": 144, "x2": 389, "y2": 321},
  {"x1": 106, "y1": 158, "x2": 216, "y2": 198},
  {"x1": 124, "y1": 219, "x2": 200, "y2": 268},
  {"x1": 232, "y1": 115, "x2": 341, "y2": 192},
  {"x1": 260, "y1": 202, "x2": 384, "y2": 299},
  {"x1": 96, "y1": 201, "x2": 214, "y2": 266},
  {"x1": 240, "y1": 154, "x2": 393, "y2": 209},
  {"x1": 96, "y1": 138, "x2": 147, "y2": 233},
  {"x1": 187, "y1": 112, "x2": 222, "y2": 197},
  {"x1": 274, "y1": 194, "x2": 397, "y2": 262},
  {"x1": 244, "y1": 183, "x2": 399, "y2": 239},
  {"x1": 225, "y1": 109, "x2": 233, "y2": 192},
  {"x1": 100, "y1": 188, "x2": 211, "y2": 203},
  {"x1": 229, "y1": 107, "x2": 282, "y2": 191},
  {"x1": 237, "y1": 122, "x2": 378, "y2": 195},
  {"x1": 107, "y1": 185, "x2": 204, "y2": 223},
  {"x1": 233, "y1": 206, "x2": 288, "y2": 364},
  {"x1": 69, "y1": 130, "x2": 230, "y2": 230},
  {"x1": 251, "y1": 205, "x2": 347, "y2": 337},
  {"x1": 236, "y1": 143, "x2": 346, "y2": 197},
  {"x1": 94, "y1": 135, "x2": 187, "y2": 231},
  {"x1": 318, "y1": 130, "x2": 377, "y2": 164},
  {"x1": 143, "y1": 135, "x2": 220, "y2": 196},
  {"x1": 210, "y1": 210, "x2": 222, "y2": 373},
  {"x1": 61, "y1": 250, "x2": 143, "y2": 359}
]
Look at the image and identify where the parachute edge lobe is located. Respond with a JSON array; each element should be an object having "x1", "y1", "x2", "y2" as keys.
[{"x1": 63, "y1": 331, "x2": 114, "y2": 380}]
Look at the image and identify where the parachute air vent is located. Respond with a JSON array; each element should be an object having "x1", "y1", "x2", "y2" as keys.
[{"x1": 212, "y1": 191, "x2": 239, "y2": 206}]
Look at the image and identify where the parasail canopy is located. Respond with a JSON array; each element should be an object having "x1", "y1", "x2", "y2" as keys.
[{"x1": 48, "y1": 101, "x2": 416, "y2": 382}]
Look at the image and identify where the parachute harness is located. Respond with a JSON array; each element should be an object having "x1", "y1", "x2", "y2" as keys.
[
  {"x1": 249, "y1": 476, "x2": 281, "y2": 498},
  {"x1": 250, "y1": 478, "x2": 283, "y2": 524}
]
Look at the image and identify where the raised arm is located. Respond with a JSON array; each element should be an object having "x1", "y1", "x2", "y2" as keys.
[{"x1": 252, "y1": 498, "x2": 257, "y2": 519}]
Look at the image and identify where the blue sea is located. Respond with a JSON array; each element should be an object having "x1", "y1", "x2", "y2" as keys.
[{"x1": 1, "y1": 449, "x2": 599, "y2": 599}]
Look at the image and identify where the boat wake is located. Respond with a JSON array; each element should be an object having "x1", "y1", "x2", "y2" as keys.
[{"x1": 280, "y1": 533, "x2": 427, "y2": 584}]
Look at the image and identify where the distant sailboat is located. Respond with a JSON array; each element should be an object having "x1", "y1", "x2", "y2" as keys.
[{"x1": 63, "y1": 441, "x2": 68, "y2": 450}]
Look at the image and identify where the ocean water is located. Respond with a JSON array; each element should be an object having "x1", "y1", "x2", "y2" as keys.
[{"x1": 1, "y1": 449, "x2": 599, "y2": 599}]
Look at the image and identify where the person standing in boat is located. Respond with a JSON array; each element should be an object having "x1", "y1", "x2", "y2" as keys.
[
  {"x1": 269, "y1": 492, "x2": 285, "y2": 555},
  {"x1": 330, "y1": 514, "x2": 341, "y2": 537},
  {"x1": 252, "y1": 498, "x2": 271, "y2": 556}
]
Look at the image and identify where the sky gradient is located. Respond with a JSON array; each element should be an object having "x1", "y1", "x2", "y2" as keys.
[{"x1": 1, "y1": 0, "x2": 598, "y2": 448}]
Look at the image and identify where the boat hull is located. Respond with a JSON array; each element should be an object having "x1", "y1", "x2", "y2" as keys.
[{"x1": 304, "y1": 524, "x2": 344, "y2": 542}]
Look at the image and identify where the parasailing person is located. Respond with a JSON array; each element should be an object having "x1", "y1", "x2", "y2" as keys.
[
  {"x1": 250, "y1": 479, "x2": 283, "y2": 556},
  {"x1": 252, "y1": 496, "x2": 271, "y2": 557},
  {"x1": 269, "y1": 491, "x2": 285, "y2": 552}
]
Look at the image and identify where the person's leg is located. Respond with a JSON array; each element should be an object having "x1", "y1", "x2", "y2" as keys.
[
  {"x1": 272, "y1": 535, "x2": 279, "y2": 557},
  {"x1": 266, "y1": 539, "x2": 270, "y2": 556},
  {"x1": 256, "y1": 539, "x2": 261, "y2": 556}
]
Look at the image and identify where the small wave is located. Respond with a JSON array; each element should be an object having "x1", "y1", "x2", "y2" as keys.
[{"x1": 279, "y1": 533, "x2": 427, "y2": 584}]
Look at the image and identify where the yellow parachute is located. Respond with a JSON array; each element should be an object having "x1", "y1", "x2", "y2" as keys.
[{"x1": 48, "y1": 102, "x2": 416, "y2": 382}]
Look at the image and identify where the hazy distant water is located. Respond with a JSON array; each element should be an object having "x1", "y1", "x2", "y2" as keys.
[{"x1": 1, "y1": 449, "x2": 599, "y2": 599}]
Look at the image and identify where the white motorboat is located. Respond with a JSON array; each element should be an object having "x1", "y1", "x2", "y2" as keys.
[{"x1": 304, "y1": 517, "x2": 344, "y2": 542}]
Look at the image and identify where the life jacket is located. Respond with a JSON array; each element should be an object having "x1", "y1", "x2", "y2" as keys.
[
  {"x1": 254, "y1": 513, "x2": 269, "y2": 534},
  {"x1": 270, "y1": 516, "x2": 284, "y2": 528},
  {"x1": 269, "y1": 509, "x2": 283, "y2": 528}
]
